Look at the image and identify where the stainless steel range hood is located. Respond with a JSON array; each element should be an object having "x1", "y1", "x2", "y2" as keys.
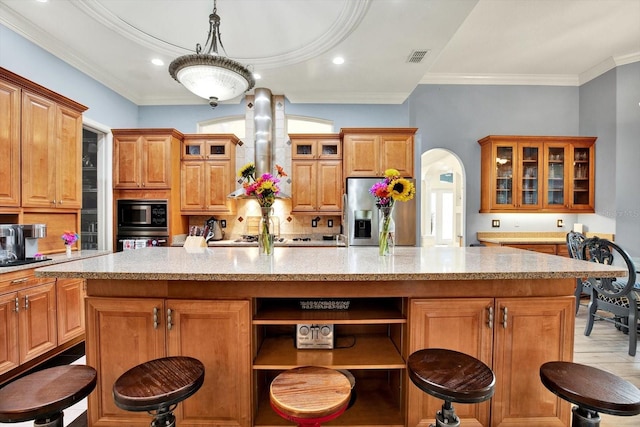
[{"x1": 228, "y1": 88, "x2": 289, "y2": 199}]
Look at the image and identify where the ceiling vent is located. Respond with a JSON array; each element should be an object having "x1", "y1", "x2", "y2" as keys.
[{"x1": 407, "y1": 49, "x2": 430, "y2": 64}]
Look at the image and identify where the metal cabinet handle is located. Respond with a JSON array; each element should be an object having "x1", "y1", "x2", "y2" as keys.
[
  {"x1": 153, "y1": 307, "x2": 159, "y2": 329},
  {"x1": 23, "y1": 295, "x2": 29, "y2": 310},
  {"x1": 14, "y1": 297, "x2": 19, "y2": 313},
  {"x1": 167, "y1": 308, "x2": 173, "y2": 330},
  {"x1": 502, "y1": 306, "x2": 508, "y2": 329},
  {"x1": 10, "y1": 278, "x2": 29, "y2": 285},
  {"x1": 487, "y1": 306, "x2": 494, "y2": 329}
]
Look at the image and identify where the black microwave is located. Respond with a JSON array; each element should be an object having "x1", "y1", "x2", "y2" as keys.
[{"x1": 117, "y1": 199, "x2": 168, "y2": 233}]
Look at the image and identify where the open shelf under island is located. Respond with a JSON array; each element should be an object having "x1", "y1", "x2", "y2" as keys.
[{"x1": 36, "y1": 246, "x2": 625, "y2": 427}]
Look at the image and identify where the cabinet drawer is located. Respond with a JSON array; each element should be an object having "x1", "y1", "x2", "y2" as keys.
[
  {"x1": 507, "y1": 244, "x2": 557, "y2": 255},
  {"x1": 0, "y1": 269, "x2": 52, "y2": 293}
]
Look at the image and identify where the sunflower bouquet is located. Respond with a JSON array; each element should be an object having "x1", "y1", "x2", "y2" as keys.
[{"x1": 369, "y1": 169, "x2": 415, "y2": 255}]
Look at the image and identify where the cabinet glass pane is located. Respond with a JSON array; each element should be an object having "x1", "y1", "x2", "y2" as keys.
[
  {"x1": 296, "y1": 144, "x2": 313, "y2": 155},
  {"x1": 521, "y1": 146, "x2": 539, "y2": 206},
  {"x1": 573, "y1": 147, "x2": 590, "y2": 205},
  {"x1": 81, "y1": 129, "x2": 99, "y2": 250},
  {"x1": 547, "y1": 147, "x2": 565, "y2": 206},
  {"x1": 209, "y1": 144, "x2": 226, "y2": 156},
  {"x1": 185, "y1": 144, "x2": 201, "y2": 156},
  {"x1": 495, "y1": 146, "x2": 513, "y2": 205},
  {"x1": 321, "y1": 144, "x2": 338, "y2": 156}
]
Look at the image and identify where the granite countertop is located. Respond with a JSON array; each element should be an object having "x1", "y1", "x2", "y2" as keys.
[
  {"x1": 477, "y1": 231, "x2": 615, "y2": 245},
  {"x1": 35, "y1": 246, "x2": 625, "y2": 282},
  {"x1": 1, "y1": 250, "x2": 111, "y2": 274}
]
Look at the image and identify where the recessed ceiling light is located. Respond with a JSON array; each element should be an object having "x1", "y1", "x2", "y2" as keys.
[
  {"x1": 332, "y1": 57, "x2": 345, "y2": 65},
  {"x1": 151, "y1": 58, "x2": 164, "y2": 66},
  {"x1": 253, "y1": 73, "x2": 262, "y2": 80},
  {"x1": 35, "y1": 0, "x2": 48, "y2": 3}
]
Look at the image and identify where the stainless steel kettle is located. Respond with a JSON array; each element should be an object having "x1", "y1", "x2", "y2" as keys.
[{"x1": 205, "y1": 217, "x2": 224, "y2": 241}]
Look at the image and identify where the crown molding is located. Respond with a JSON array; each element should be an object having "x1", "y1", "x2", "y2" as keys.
[
  {"x1": 419, "y1": 73, "x2": 579, "y2": 86},
  {"x1": 579, "y1": 52, "x2": 640, "y2": 85}
]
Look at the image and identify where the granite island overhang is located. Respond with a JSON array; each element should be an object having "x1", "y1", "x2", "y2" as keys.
[{"x1": 34, "y1": 246, "x2": 627, "y2": 427}]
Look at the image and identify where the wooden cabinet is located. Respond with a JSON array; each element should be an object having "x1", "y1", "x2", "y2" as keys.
[
  {"x1": 56, "y1": 278, "x2": 85, "y2": 343},
  {"x1": 253, "y1": 298, "x2": 406, "y2": 427},
  {"x1": 86, "y1": 297, "x2": 251, "y2": 427},
  {"x1": 0, "y1": 274, "x2": 57, "y2": 376},
  {"x1": 180, "y1": 134, "x2": 240, "y2": 214},
  {"x1": 21, "y1": 91, "x2": 83, "y2": 209},
  {"x1": 479, "y1": 135, "x2": 596, "y2": 213},
  {"x1": 341, "y1": 128, "x2": 416, "y2": 178},
  {"x1": 290, "y1": 133, "x2": 342, "y2": 214},
  {"x1": 0, "y1": 79, "x2": 21, "y2": 207},
  {"x1": 409, "y1": 297, "x2": 574, "y2": 427},
  {"x1": 113, "y1": 129, "x2": 183, "y2": 190}
]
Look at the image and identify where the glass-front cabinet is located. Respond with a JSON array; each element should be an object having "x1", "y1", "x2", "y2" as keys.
[{"x1": 479, "y1": 136, "x2": 595, "y2": 213}]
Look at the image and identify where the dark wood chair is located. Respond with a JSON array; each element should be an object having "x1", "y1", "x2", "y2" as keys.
[
  {"x1": 566, "y1": 231, "x2": 588, "y2": 314},
  {"x1": 113, "y1": 356, "x2": 204, "y2": 427},
  {"x1": 0, "y1": 365, "x2": 97, "y2": 426},
  {"x1": 581, "y1": 237, "x2": 639, "y2": 356},
  {"x1": 269, "y1": 366, "x2": 352, "y2": 427},
  {"x1": 407, "y1": 348, "x2": 495, "y2": 427},
  {"x1": 540, "y1": 361, "x2": 640, "y2": 426}
]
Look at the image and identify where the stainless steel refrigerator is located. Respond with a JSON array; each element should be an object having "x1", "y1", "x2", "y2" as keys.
[{"x1": 344, "y1": 177, "x2": 417, "y2": 246}]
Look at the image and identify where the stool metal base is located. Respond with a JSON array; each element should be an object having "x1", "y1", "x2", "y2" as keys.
[
  {"x1": 149, "y1": 404, "x2": 177, "y2": 427},
  {"x1": 571, "y1": 406, "x2": 601, "y2": 427},
  {"x1": 430, "y1": 400, "x2": 460, "y2": 427},
  {"x1": 34, "y1": 412, "x2": 63, "y2": 427}
]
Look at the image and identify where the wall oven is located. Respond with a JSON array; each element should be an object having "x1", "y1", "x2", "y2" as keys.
[{"x1": 116, "y1": 199, "x2": 169, "y2": 251}]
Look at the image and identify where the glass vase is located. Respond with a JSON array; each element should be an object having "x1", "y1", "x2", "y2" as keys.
[
  {"x1": 378, "y1": 206, "x2": 395, "y2": 256},
  {"x1": 65, "y1": 244, "x2": 72, "y2": 257},
  {"x1": 259, "y1": 207, "x2": 275, "y2": 256}
]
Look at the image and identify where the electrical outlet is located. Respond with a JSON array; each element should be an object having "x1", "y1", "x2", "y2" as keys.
[
  {"x1": 220, "y1": 220, "x2": 226, "y2": 228},
  {"x1": 557, "y1": 219, "x2": 564, "y2": 228},
  {"x1": 328, "y1": 219, "x2": 333, "y2": 228},
  {"x1": 311, "y1": 219, "x2": 318, "y2": 228},
  {"x1": 492, "y1": 219, "x2": 500, "y2": 228}
]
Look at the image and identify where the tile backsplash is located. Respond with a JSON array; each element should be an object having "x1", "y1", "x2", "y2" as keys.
[{"x1": 187, "y1": 199, "x2": 341, "y2": 238}]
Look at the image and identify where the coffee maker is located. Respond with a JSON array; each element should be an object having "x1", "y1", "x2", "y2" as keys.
[
  {"x1": 0, "y1": 225, "x2": 17, "y2": 264},
  {"x1": 0, "y1": 224, "x2": 47, "y2": 265}
]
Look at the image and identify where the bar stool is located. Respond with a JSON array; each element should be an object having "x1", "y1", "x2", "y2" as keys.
[
  {"x1": 407, "y1": 348, "x2": 495, "y2": 427},
  {"x1": 113, "y1": 356, "x2": 204, "y2": 427},
  {"x1": 270, "y1": 366, "x2": 352, "y2": 427},
  {"x1": 0, "y1": 365, "x2": 97, "y2": 426},
  {"x1": 540, "y1": 361, "x2": 640, "y2": 426}
]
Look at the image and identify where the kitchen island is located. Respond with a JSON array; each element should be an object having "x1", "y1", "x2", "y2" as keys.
[{"x1": 36, "y1": 246, "x2": 624, "y2": 427}]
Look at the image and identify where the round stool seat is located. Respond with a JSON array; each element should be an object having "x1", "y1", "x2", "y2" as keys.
[
  {"x1": 0, "y1": 365, "x2": 97, "y2": 423},
  {"x1": 540, "y1": 361, "x2": 640, "y2": 417},
  {"x1": 113, "y1": 356, "x2": 204, "y2": 412},
  {"x1": 270, "y1": 366, "x2": 351, "y2": 423},
  {"x1": 408, "y1": 348, "x2": 495, "y2": 404}
]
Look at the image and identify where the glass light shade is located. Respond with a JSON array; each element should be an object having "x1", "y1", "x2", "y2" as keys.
[{"x1": 169, "y1": 54, "x2": 255, "y2": 102}]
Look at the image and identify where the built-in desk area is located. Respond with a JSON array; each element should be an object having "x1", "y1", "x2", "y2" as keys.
[{"x1": 36, "y1": 246, "x2": 624, "y2": 427}]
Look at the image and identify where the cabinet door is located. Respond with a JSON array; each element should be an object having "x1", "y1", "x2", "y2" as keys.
[
  {"x1": 492, "y1": 297, "x2": 573, "y2": 427},
  {"x1": 380, "y1": 133, "x2": 414, "y2": 177},
  {"x1": 204, "y1": 161, "x2": 233, "y2": 212},
  {"x1": 569, "y1": 143, "x2": 594, "y2": 211},
  {"x1": 543, "y1": 143, "x2": 569, "y2": 209},
  {"x1": 492, "y1": 143, "x2": 516, "y2": 209},
  {"x1": 0, "y1": 79, "x2": 21, "y2": 207},
  {"x1": 0, "y1": 292, "x2": 19, "y2": 375},
  {"x1": 167, "y1": 300, "x2": 251, "y2": 427},
  {"x1": 86, "y1": 298, "x2": 166, "y2": 426},
  {"x1": 291, "y1": 161, "x2": 317, "y2": 212},
  {"x1": 409, "y1": 299, "x2": 493, "y2": 427},
  {"x1": 56, "y1": 105, "x2": 83, "y2": 208},
  {"x1": 21, "y1": 91, "x2": 57, "y2": 207},
  {"x1": 18, "y1": 282, "x2": 57, "y2": 363},
  {"x1": 343, "y1": 134, "x2": 379, "y2": 177},
  {"x1": 113, "y1": 135, "x2": 142, "y2": 188},
  {"x1": 181, "y1": 161, "x2": 205, "y2": 211},
  {"x1": 316, "y1": 160, "x2": 342, "y2": 212},
  {"x1": 142, "y1": 135, "x2": 171, "y2": 188},
  {"x1": 517, "y1": 142, "x2": 542, "y2": 209},
  {"x1": 56, "y1": 278, "x2": 85, "y2": 343}
]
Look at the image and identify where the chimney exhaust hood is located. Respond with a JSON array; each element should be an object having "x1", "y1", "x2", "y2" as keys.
[{"x1": 228, "y1": 88, "x2": 289, "y2": 199}]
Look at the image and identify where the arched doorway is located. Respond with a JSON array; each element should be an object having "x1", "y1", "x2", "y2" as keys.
[{"x1": 420, "y1": 149, "x2": 466, "y2": 247}]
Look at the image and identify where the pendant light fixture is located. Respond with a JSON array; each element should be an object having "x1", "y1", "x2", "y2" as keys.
[{"x1": 169, "y1": 0, "x2": 255, "y2": 107}]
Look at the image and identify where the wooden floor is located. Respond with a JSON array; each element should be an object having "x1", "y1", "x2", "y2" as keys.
[{"x1": 574, "y1": 306, "x2": 640, "y2": 426}]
